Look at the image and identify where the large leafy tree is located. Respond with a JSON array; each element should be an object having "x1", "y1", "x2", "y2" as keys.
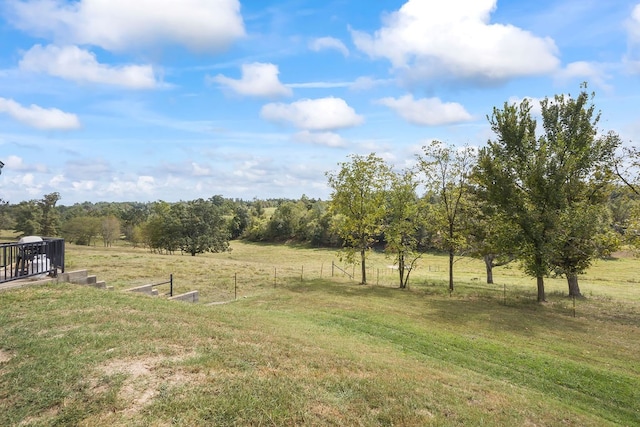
[
  {"x1": 416, "y1": 141, "x2": 476, "y2": 292},
  {"x1": 538, "y1": 90, "x2": 619, "y2": 296},
  {"x1": 61, "y1": 216, "x2": 102, "y2": 245},
  {"x1": 172, "y1": 198, "x2": 230, "y2": 256},
  {"x1": 327, "y1": 153, "x2": 391, "y2": 285},
  {"x1": 39, "y1": 192, "x2": 61, "y2": 236},
  {"x1": 476, "y1": 88, "x2": 619, "y2": 301},
  {"x1": 13, "y1": 200, "x2": 42, "y2": 237}
]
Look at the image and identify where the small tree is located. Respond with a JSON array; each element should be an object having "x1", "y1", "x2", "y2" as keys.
[
  {"x1": 384, "y1": 169, "x2": 427, "y2": 288},
  {"x1": 463, "y1": 192, "x2": 515, "y2": 284},
  {"x1": 416, "y1": 141, "x2": 476, "y2": 292},
  {"x1": 327, "y1": 153, "x2": 391, "y2": 285},
  {"x1": 101, "y1": 215, "x2": 121, "y2": 247}
]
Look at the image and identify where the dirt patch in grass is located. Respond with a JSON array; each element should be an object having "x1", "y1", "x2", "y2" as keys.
[
  {"x1": 97, "y1": 353, "x2": 198, "y2": 415},
  {"x1": 0, "y1": 349, "x2": 13, "y2": 363}
]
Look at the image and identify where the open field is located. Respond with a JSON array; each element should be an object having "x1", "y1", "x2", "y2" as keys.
[{"x1": 1, "y1": 239, "x2": 639, "y2": 426}]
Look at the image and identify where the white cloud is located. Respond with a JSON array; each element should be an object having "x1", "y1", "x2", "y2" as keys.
[
  {"x1": 376, "y1": 94, "x2": 473, "y2": 126},
  {"x1": 3, "y1": 155, "x2": 26, "y2": 170},
  {"x1": 627, "y1": 3, "x2": 640, "y2": 43},
  {"x1": 191, "y1": 162, "x2": 212, "y2": 177},
  {"x1": 105, "y1": 176, "x2": 155, "y2": 197},
  {"x1": 309, "y1": 36, "x2": 349, "y2": 57},
  {"x1": 0, "y1": 97, "x2": 80, "y2": 130},
  {"x1": 8, "y1": 0, "x2": 245, "y2": 53},
  {"x1": 351, "y1": 0, "x2": 559, "y2": 82},
  {"x1": 287, "y1": 81, "x2": 351, "y2": 89},
  {"x1": 554, "y1": 61, "x2": 611, "y2": 91},
  {"x1": 293, "y1": 130, "x2": 346, "y2": 147},
  {"x1": 20, "y1": 44, "x2": 158, "y2": 89},
  {"x1": 3, "y1": 155, "x2": 48, "y2": 173},
  {"x1": 349, "y1": 76, "x2": 391, "y2": 91},
  {"x1": 624, "y1": 4, "x2": 640, "y2": 73},
  {"x1": 260, "y1": 97, "x2": 364, "y2": 131},
  {"x1": 286, "y1": 77, "x2": 391, "y2": 91},
  {"x1": 211, "y1": 63, "x2": 292, "y2": 98}
]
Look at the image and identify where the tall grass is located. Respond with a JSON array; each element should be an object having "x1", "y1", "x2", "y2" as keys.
[{"x1": 0, "y1": 240, "x2": 638, "y2": 426}]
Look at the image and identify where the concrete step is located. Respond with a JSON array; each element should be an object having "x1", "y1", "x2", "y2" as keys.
[
  {"x1": 59, "y1": 270, "x2": 88, "y2": 284},
  {"x1": 86, "y1": 275, "x2": 97, "y2": 285},
  {"x1": 91, "y1": 281, "x2": 107, "y2": 289},
  {"x1": 169, "y1": 290, "x2": 199, "y2": 303}
]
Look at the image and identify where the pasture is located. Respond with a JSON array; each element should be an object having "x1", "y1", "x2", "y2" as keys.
[{"x1": 0, "y1": 240, "x2": 639, "y2": 426}]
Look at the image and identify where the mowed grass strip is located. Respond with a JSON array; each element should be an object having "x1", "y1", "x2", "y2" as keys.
[{"x1": 0, "y1": 242, "x2": 638, "y2": 425}]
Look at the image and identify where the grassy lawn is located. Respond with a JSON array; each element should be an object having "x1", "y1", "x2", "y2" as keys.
[{"x1": 0, "y1": 240, "x2": 638, "y2": 426}]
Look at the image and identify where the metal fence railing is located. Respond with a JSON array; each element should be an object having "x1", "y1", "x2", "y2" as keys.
[{"x1": 0, "y1": 238, "x2": 65, "y2": 283}]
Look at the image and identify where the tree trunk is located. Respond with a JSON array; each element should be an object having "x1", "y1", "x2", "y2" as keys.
[
  {"x1": 361, "y1": 248, "x2": 367, "y2": 285},
  {"x1": 449, "y1": 248, "x2": 454, "y2": 291},
  {"x1": 398, "y1": 252, "x2": 405, "y2": 289},
  {"x1": 536, "y1": 275, "x2": 546, "y2": 302},
  {"x1": 484, "y1": 254, "x2": 494, "y2": 284},
  {"x1": 567, "y1": 274, "x2": 582, "y2": 297}
]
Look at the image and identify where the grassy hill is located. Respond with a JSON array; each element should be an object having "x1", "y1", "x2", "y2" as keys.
[{"x1": 1, "y1": 241, "x2": 639, "y2": 426}]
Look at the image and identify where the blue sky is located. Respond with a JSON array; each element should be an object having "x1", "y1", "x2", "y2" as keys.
[{"x1": 0, "y1": 0, "x2": 639, "y2": 204}]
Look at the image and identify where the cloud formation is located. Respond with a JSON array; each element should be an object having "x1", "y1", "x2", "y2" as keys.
[
  {"x1": 555, "y1": 61, "x2": 611, "y2": 91},
  {"x1": 260, "y1": 97, "x2": 364, "y2": 131},
  {"x1": 293, "y1": 130, "x2": 346, "y2": 147},
  {"x1": 627, "y1": 3, "x2": 640, "y2": 43},
  {"x1": 351, "y1": 0, "x2": 559, "y2": 82},
  {"x1": 309, "y1": 37, "x2": 349, "y2": 57},
  {"x1": 211, "y1": 63, "x2": 292, "y2": 98},
  {"x1": 7, "y1": 0, "x2": 245, "y2": 53},
  {"x1": 624, "y1": 4, "x2": 640, "y2": 72},
  {"x1": 20, "y1": 44, "x2": 158, "y2": 89},
  {"x1": 376, "y1": 95, "x2": 473, "y2": 126},
  {"x1": 0, "y1": 97, "x2": 80, "y2": 130}
]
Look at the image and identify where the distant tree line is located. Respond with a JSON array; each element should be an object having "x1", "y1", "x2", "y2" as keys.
[{"x1": 1, "y1": 87, "x2": 639, "y2": 301}]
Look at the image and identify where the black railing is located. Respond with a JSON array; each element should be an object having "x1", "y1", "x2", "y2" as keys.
[{"x1": 0, "y1": 238, "x2": 65, "y2": 283}]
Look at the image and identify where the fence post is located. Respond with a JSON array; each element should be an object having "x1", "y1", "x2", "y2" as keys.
[
  {"x1": 234, "y1": 273, "x2": 237, "y2": 300},
  {"x1": 274, "y1": 267, "x2": 277, "y2": 288},
  {"x1": 503, "y1": 283, "x2": 506, "y2": 306},
  {"x1": 301, "y1": 265, "x2": 304, "y2": 283},
  {"x1": 170, "y1": 274, "x2": 173, "y2": 297},
  {"x1": 332, "y1": 261, "x2": 334, "y2": 277},
  {"x1": 320, "y1": 262, "x2": 323, "y2": 278},
  {"x1": 377, "y1": 268, "x2": 379, "y2": 286}
]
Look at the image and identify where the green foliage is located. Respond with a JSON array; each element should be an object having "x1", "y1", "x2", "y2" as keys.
[
  {"x1": 383, "y1": 169, "x2": 427, "y2": 288},
  {"x1": 61, "y1": 215, "x2": 102, "y2": 245},
  {"x1": 417, "y1": 141, "x2": 476, "y2": 291},
  {"x1": 327, "y1": 153, "x2": 391, "y2": 284},
  {"x1": 137, "y1": 198, "x2": 231, "y2": 256},
  {"x1": 13, "y1": 200, "x2": 42, "y2": 237},
  {"x1": 173, "y1": 198, "x2": 230, "y2": 256},
  {"x1": 475, "y1": 88, "x2": 620, "y2": 300},
  {"x1": 38, "y1": 192, "x2": 61, "y2": 236},
  {"x1": 101, "y1": 215, "x2": 121, "y2": 247}
]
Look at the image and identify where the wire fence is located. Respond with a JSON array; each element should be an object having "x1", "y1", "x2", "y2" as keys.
[{"x1": 191, "y1": 259, "x2": 579, "y2": 311}]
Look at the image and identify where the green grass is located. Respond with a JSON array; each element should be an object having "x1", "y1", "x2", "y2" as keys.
[{"x1": 0, "y1": 240, "x2": 639, "y2": 425}]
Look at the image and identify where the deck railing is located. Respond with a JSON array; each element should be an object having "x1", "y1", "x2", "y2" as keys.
[{"x1": 0, "y1": 238, "x2": 65, "y2": 283}]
